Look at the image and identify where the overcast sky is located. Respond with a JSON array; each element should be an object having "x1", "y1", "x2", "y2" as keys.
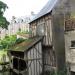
[{"x1": 1, "y1": 0, "x2": 49, "y2": 21}]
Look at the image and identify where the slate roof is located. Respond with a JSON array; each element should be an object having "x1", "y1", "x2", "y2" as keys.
[{"x1": 29, "y1": 0, "x2": 58, "y2": 23}]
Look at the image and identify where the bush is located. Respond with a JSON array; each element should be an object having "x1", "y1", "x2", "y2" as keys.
[
  {"x1": 15, "y1": 38, "x2": 25, "y2": 44},
  {"x1": 17, "y1": 30, "x2": 31, "y2": 35},
  {"x1": 0, "y1": 35, "x2": 17, "y2": 49}
]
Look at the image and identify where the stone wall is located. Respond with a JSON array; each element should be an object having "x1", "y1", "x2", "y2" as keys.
[{"x1": 65, "y1": 31, "x2": 75, "y2": 72}]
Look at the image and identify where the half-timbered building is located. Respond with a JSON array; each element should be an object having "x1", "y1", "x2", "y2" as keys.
[
  {"x1": 9, "y1": 0, "x2": 57, "y2": 75},
  {"x1": 29, "y1": 0, "x2": 57, "y2": 72},
  {"x1": 8, "y1": 0, "x2": 75, "y2": 75},
  {"x1": 29, "y1": 0, "x2": 75, "y2": 74}
]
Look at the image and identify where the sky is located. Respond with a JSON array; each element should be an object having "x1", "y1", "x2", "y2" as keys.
[{"x1": 1, "y1": 0, "x2": 49, "y2": 21}]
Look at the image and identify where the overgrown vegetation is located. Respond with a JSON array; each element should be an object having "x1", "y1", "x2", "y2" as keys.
[
  {"x1": 15, "y1": 38, "x2": 25, "y2": 44},
  {"x1": 0, "y1": 34, "x2": 27, "y2": 66},
  {"x1": 17, "y1": 30, "x2": 31, "y2": 35},
  {"x1": 0, "y1": 35, "x2": 26, "y2": 50},
  {"x1": 0, "y1": 35, "x2": 17, "y2": 50}
]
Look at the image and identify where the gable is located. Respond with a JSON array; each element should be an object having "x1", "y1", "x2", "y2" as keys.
[{"x1": 30, "y1": 0, "x2": 58, "y2": 23}]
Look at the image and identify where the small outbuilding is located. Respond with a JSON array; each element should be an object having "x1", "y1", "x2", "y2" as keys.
[{"x1": 8, "y1": 37, "x2": 43, "y2": 75}]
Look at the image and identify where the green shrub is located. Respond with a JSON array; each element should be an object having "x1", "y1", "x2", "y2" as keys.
[
  {"x1": 0, "y1": 35, "x2": 17, "y2": 50},
  {"x1": 15, "y1": 38, "x2": 25, "y2": 44},
  {"x1": 17, "y1": 30, "x2": 31, "y2": 35}
]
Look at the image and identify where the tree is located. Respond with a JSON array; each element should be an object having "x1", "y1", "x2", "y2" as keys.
[{"x1": 0, "y1": 1, "x2": 9, "y2": 29}]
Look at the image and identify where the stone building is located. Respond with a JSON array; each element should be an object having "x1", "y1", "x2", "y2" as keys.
[
  {"x1": 7, "y1": 16, "x2": 30, "y2": 35},
  {"x1": 0, "y1": 16, "x2": 30, "y2": 39}
]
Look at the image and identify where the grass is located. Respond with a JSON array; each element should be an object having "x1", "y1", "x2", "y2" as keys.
[
  {"x1": 0, "y1": 50, "x2": 8, "y2": 63},
  {"x1": 0, "y1": 50, "x2": 7, "y2": 56}
]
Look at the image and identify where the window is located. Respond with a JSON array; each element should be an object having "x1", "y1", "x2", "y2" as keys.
[
  {"x1": 71, "y1": 41, "x2": 75, "y2": 47},
  {"x1": 36, "y1": 24, "x2": 45, "y2": 36}
]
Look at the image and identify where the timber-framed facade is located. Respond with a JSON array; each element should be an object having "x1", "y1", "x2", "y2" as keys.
[{"x1": 8, "y1": 0, "x2": 75, "y2": 75}]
